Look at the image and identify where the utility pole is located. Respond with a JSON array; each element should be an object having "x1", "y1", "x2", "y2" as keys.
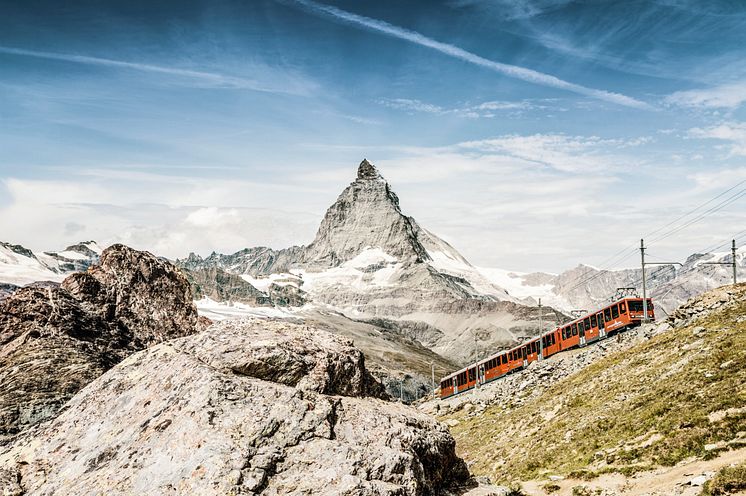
[
  {"x1": 640, "y1": 239, "x2": 683, "y2": 322},
  {"x1": 733, "y1": 239, "x2": 738, "y2": 285},
  {"x1": 538, "y1": 297, "x2": 543, "y2": 360},
  {"x1": 431, "y1": 362, "x2": 435, "y2": 392},
  {"x1": 702, "y1": 239, "x2": 738, "y2": 285},
  {"x1": 641, "y1": 239, "x2": 648, "y2": 323},
  {"x1": 473, "y1": 330, "x2": 480, "y2": 387}
]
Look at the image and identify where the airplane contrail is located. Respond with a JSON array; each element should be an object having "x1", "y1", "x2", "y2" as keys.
[{"x1": 288, "y1": 0, "x2": 653, "y2": 110}]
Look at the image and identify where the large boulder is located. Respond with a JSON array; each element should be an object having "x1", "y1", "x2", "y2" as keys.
[
  {"x1": 0, "y1": 319, "x2": 471, "y2": 495},
  {"x1": 62, "y1": 244, "x2": 198, "y2": 346},
  {"x1": 0, "y1": 245, "x2": 199, "y2": 438}
]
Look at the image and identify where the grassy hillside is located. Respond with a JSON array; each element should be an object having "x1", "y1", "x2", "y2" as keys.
[{"x1": 443, "y1": 283, "x2": 746, "y2": 484}]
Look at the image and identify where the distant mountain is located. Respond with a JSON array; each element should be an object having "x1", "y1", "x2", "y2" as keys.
[
  {"x1": 478, "y1": 248, "x2": 744, "y2": 317},
  {"x1": 0, "y1": 241, "x2": 102, "y2": 286},
  {"x1": 1, "y1": 161, "x2": 740, "y2": 374},
  {"x1": 181, "y1": 160, "x2": 550, "y2": 366}
]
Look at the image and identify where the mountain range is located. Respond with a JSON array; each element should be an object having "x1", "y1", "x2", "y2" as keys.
[{"x1": 0, "y1": 160, "x2": 743, "y2": 386}]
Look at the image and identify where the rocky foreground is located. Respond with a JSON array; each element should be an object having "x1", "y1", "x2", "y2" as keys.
[
  {"x1": 0, "y1": 318, "x2": 471, "y2": 495},
  {"x1": 0, "y1": 244, "x2": 201, "y2": 439}
]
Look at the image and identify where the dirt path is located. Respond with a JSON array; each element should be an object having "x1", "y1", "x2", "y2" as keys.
[{"x1": 518, "y1": 447, "x2": 746, "y2": 495}]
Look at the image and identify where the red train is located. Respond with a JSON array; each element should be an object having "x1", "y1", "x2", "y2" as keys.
[{"x1": 439, "y1": 297, "x2": 654, "y2": 399}]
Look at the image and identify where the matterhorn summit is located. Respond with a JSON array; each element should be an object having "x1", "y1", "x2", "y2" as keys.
[
  {"x1": 302, "y1": 159, "x2": 430, "y2": 268},
  {"x1": 177, "y1": 159, "x2": 550, "y2": 365}
]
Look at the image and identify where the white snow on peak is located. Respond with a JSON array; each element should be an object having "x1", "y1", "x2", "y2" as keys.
[
  {"x1": 240, "y1": 273, "x2": 302, "y2": 292},
  {"x1": 55, "y1": 250, "x2": 90, "y2": 261},
  {"x1": 0, "y1": 244, "x2": 64, "y2": 286},
  {"x1": 345, "y1": 247, "x2": 397, "y2": 268},
  {"x1": 195, "y1": 296, "x2": 310, "y2": 321},
  {"x1": 292, "y1": 247, "x2": 401, "y2": 294},
  {"x1": 426, "y1": 249, "x2": 515, "y2": 301},
  {"x1": 81, "y1": 241, "x2": 104, "y2": 255}
]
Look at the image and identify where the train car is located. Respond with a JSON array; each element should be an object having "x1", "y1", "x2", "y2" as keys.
[{"x1": 439, "y1": 297, "x2": 654, "y2": 399}]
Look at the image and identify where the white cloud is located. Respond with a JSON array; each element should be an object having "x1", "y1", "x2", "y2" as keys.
[
  {"x1": 0, "y1": 45, "x2": 317, "y2": 96},
  {"x1": 0, "y1": 174, "x2": 323, "y2": 259},
  {"x1": 378, "y1": 98, "x2": 544, "y2": 118},
  {"x1": 457, "y1": 134, "x2": 648, "y2": 173},
  {"x1": 689, "y1": 122, "x2": 746, "y2": 156},
  {"x1": 666, "y1": 81, "x2": 746, "y2": 109}
]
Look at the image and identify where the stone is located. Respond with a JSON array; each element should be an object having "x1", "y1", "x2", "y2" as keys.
[
  {"x1": 0, "y1": 319, "x2": 471, "y2": 495},
  {"x1": 0, "y1": 244, "x2": 199, "y2": 437},
  {"x1": 689, "y1": 475, "x2": 708, "y2": 486}
]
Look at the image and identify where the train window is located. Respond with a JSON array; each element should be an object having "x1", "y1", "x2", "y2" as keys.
[
  {"x1": 469, "y1": 368, "x2": 475, "y2": 381},
  {"x1": 572, "y1": 324, "x2": 578, "y2": 336},
  {"x1": 604, "y1": 308, "x2": 611, "y2": 321},
  {"x1": 620, "y1": 302, "x2": 626, "y2": 313},
  {"x1": 583, "y1": 318, "x2": 590, "y2": 330},
  {"x1": 552, "y1": 334, "x2": 556, "y2": 345},
  {"x1": 590, "y1": 314, "x2": 597, "y2": 328},
  {"x1": 501, "y1": 354, "x2": 506, "y2": 365},
  {"x1": 612, "y1": 305, "x2": 619, "y2": 318},
  {"x1": 628, "y1": 300, "x2": 642, "y2": 312}
]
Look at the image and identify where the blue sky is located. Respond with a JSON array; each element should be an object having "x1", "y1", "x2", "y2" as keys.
[{"x1": 1, "y1": 0, "x2": 745, "y2": 272}]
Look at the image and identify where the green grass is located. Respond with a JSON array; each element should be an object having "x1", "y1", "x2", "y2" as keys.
[
  {"x1": 444, "y1": 284, "x2": 746, "y2": 484},
  {"x1": 700, "y1": 462, "x2": 746, "y2": 495}
]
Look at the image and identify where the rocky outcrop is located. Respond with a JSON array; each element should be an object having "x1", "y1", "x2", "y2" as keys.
[
  {"x1": 0, "y1": 319, "x2": 471, "y2": 495},
  {"x1": 0, "y1": 244, "x2": 199, "y2": 438},
  {"x1": 182, "y1": 266, "x2": 271, "y2": 305},
  {"x1": 667, "y1": 283, "x2": 745, "y2": 327},
  {"x1": 0, "y1": 284, "x2": 17, "y2": 303},
  {"x1": 179, "y1": 266, "x2": 308, "y2": 307}
]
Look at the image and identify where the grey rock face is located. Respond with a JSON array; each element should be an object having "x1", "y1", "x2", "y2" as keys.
[
  {"x1": 179, "y1": 245, "x2": 305, "y2": 278},
  {"x1": 182, "y1": 266, "x2": 271, "y2": 305},
  {"x1": 63, "y1": 244, "x2": 198, "y2": 346},
  {"x1": 301, "y1": 160, "x2": 431, "y2": 268},
  {"x1": 42, "y1": 241, "x2": 100, "y2": 273},
  {"x1": 0, "y1": 244, "x2": 199, "y2": 437},
  {"x1": 176, "y1": 319, "x2": 389, "y2": 399},
  {"x1": 0, "y1": 319, "x2": 471, "y2": 495}
]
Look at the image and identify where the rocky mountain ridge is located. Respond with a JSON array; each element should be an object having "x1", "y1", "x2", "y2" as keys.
[
  {"x1": 0, "y1": 240, "x2": 101, "y2": 287},
  {"x1": 485, "y1": 247, "x2": 744, "y2": 316},
  {"x1": 1, "y1": 161, "x2": 741, "y2": 376},
  {"x1": 0, "y1": 244, "x2": 200, "y2": 438},
  {"x1": 178, "y1": 160, "x2": 543, "y2": 366}
]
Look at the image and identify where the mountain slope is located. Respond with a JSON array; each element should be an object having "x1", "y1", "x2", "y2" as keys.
[
  {"x1": 441, "y1": 283, "x2": 746, "y2": 486},
  {"x1": 0, "y1": 241, "x2": 101, "y2": 286},
  {"x1": 478, "y1": 247, "x2": 745, "y2": 316},
  {"x1": 180, "y1": 160, "x2": 544, "y2": 366}
]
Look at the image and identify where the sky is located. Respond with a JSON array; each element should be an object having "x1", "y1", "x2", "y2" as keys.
[{"x1": 1, "y1": 0, "x2": 745, "y2": 273}]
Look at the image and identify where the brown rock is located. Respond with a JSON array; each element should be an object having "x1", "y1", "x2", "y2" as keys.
[{"x1": 0, "y1": 244, "x2": 199, "y2": 438}]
